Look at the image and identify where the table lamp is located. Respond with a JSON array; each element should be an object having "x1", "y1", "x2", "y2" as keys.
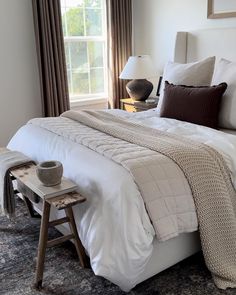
[{"x1": 119, "y1": 55, "x2": 156, "y2": 101}]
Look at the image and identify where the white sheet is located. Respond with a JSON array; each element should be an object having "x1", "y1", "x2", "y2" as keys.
[{"x1": 7, "y1": 109, "x2": 236, "y2": 291}]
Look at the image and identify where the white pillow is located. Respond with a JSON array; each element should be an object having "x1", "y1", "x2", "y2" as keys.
[
  {"x1": 212, "y1": 58, "x2": 236, "y2": 129},
  {"x1": 158, "y1": 56, "x2": 216, "y2": 111}
]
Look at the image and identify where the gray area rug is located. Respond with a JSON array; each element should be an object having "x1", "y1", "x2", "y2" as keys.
[{"x1": 1, "y1": 199, "x2": 236, "y2": 295}]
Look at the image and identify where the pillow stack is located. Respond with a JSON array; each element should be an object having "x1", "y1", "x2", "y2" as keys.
[{"x1": 158, "y1": 56, "x2": 233, "y2": 129}]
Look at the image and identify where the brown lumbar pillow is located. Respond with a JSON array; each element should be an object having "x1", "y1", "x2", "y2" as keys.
[{"x1": 160, "y1": 81, "x2": 227, "y2": 129}]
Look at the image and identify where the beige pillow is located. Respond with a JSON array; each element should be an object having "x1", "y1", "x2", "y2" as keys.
[
  {"x1": 158, "y1": 57, "x2": 216, "y2": 111},
  {"x1": 212, "y1": 58, "x2": 236, "y2": 129}
]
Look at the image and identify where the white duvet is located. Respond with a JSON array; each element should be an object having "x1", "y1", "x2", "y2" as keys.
[{"x1": 7, "y1": 109, "x2": 236, "y2": 291}]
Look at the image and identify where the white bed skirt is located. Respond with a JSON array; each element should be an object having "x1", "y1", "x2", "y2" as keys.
[
  {"x1": 32, "y1": 198, "x2": 201, "y2": 288},
  {"x1": 135, "y1": 231, "x2": 201, "y2": 285}
]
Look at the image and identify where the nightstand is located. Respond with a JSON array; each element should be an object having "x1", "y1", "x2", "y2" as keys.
[{"x1": 120, "y1": 98, "x2": 158, "y2": 112}]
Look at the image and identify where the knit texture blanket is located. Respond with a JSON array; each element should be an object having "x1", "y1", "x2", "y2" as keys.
[
  {"x1": 0, "y1": 148, "x2": 32, "y2": 218},
  {"x1": 31, "y1": 110, "x2": 236, "y2": 289}
]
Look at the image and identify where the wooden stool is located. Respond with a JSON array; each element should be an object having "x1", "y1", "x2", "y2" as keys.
[
  {"x1": 35, "y1": 192, "x2": 87, "y2": 289},
  {"x1": 9, "y1": 163, "x2": 88, "y2": 289}
]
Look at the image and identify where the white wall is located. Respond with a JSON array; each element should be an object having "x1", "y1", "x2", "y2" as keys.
[
  {"x1": 0, "y1": 0, "x2": 42, "y2": 146},
  {"x1": 133, "y1": 0, "x2": 236, "y2": 93}
]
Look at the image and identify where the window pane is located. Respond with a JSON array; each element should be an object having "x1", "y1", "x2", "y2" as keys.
[
  {"x1": 90, "y1": 68, "x2": 104, "y2": 93},
  {"x1": 88, "y1": 42, "x2": 103, "y2": 67},
  {"x1": 67, "y1": 70, "x2": 73, "y2": 93},
  {"x1": 64, "y1": 42, "x2": 70, "y2": 69},
  {"x1": 70, "y1": 42, "x2": 88, "y2": 70},
  {"x1": 61, "y1": 6, "x2": 68, "y2": 36},
  {"x1": 72, "y1": 72, "x2": 89, "y2": 94},
  {"x1": 62, "y1": 7, "x2": 85, "y2": 36},
  {"x1": 85, "y1": 0, "x2": 101, "y2": 8},
  {"x1": 85, "y1": 8, "x2": 102, "y2": 36}
]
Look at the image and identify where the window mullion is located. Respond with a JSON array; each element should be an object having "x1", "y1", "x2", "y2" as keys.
[
  {"x1": 83, "y1": 1, "x2": 86, "y2": 36},
  {"x1": 64, "y1": 36, "x2": 105, "y2": 42},
  {"x1": 68, "y1": 41, "x2": 73, "y2": 95},
  {"x1": 87, "y1": 42, "x2": 91, "y2": 94}
]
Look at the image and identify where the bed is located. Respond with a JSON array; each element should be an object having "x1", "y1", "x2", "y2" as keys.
[{"x1": 7, "y1": 27, "x2": 236, "y2": 291}]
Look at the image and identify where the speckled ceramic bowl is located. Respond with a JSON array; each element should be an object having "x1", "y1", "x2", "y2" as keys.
[{"x1": 36, "y1": 161, "x2": 63, "y2": 187}]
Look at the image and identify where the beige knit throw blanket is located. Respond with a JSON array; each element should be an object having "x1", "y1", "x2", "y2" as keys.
[{"x1": 31, "y1": 110, "x2": 236, "y2": 289}]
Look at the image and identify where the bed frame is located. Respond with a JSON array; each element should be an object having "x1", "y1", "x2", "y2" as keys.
[
  {"x1": 32, "y1": 27, "x2": 236, "y2": 287},
  {"x1": 174, "y1": 27, "x2": 236, "y2": 63}
]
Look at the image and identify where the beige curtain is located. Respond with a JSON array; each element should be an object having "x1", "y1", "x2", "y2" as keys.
[
  {"x1": 32, "y1": 0, "x2": 70, "y2": 117},
  {"x1": 106, "y1": 0, "x2": 132, "y2": 109}
]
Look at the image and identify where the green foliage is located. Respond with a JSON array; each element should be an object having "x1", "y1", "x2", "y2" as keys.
[
  {"x1": 62, "y1": 5, "x2": 102, "y2": 36},
  {"x1": 85, "y1": 8, "x2": 102, "y2": 36},
  {"x1": 62, "y1": 7, "x2": 84, "y2": 36}
]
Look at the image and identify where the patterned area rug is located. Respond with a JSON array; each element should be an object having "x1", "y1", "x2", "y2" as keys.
[{"x1": 1, "y1": 199, "x2": 236, "y2": 295}]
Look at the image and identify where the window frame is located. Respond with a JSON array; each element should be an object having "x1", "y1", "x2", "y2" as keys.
[{"x1": 61, "y1": 0, "x2": 108, "y2": 104}]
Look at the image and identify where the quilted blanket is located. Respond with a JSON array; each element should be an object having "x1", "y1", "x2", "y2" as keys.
[{"x1": 30, "y1": 110, "x2": 236, "y2": 289}]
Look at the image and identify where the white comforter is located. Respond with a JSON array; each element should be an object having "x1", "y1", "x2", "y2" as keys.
[{"x1": 7, "y1": 109, "x2": 236, "y2": 291}]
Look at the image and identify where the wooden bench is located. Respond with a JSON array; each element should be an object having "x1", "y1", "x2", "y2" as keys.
[{"x1": 10, "y1": 163, "x2": 87, "y2": 289}]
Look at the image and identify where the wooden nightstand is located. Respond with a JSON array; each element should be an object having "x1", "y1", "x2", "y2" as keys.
[{"x1": 120, "y1": 98, "x2": 158, "y2": 112}]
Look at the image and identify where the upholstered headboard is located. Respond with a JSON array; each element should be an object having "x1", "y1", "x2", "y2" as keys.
[{"x1": 174, "y1": 28, "x2": 236, "y2": 63}]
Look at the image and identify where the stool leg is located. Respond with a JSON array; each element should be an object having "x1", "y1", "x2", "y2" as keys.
[
  {"x1": 34, "y1": 201, "x2": 51, "y2": 289},
  {"x1": 23, "y1": 195, "x2": 40, "y2": 218},
  {"x1": 65, "y1": 206, "x2": 87, "y2": 268}
]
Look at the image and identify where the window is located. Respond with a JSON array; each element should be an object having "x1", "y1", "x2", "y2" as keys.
[{"x1": 60, "y1": 0, "x2": 107, "y2": 103}]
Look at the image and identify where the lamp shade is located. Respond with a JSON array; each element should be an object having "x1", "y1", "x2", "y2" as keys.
[{"x1": 119, "y1": 55, "x2": 156, "y2": 79}]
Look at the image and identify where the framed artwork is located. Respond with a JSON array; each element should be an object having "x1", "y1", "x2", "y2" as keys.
[{"x1": 208, "y1": 0, "x2": 236, "y2": 18}]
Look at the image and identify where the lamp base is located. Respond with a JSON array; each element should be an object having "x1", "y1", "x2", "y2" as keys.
[{"x1": 126, "y1": 79, "x2": 153, "y2": 101}]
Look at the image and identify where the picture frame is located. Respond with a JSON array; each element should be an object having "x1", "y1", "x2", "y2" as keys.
[{"x1": 208, "y1": 0, "x2": 236, "y2": 19}]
